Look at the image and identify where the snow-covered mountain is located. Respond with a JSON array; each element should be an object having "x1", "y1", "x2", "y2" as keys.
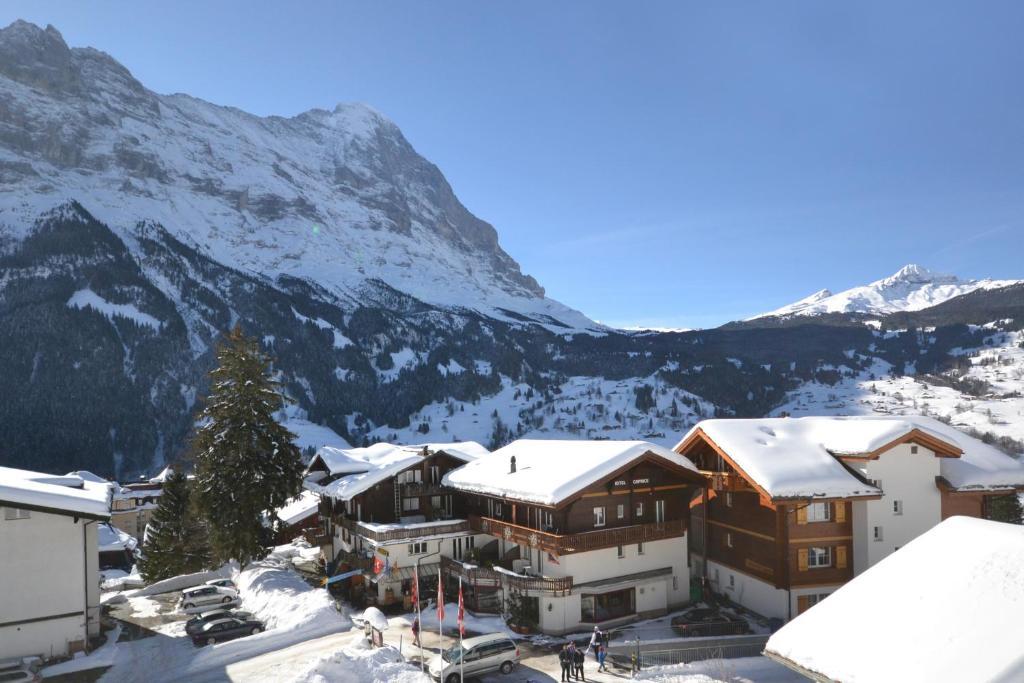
[
  {"x1": 0, "y1": 20, "x2": 594, "y2": 331},
  {"x1": 750, "y1": 264, "x2": 1021, "y2": 320}
]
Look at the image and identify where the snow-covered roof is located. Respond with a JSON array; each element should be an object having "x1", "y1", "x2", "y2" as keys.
[
  {"x1": 275, "y1": 490, "x2": 321, "y2": 526},
  {"x1": 98, "y1": 522, "x2": 138, "y2": 552},
  {"x1": 149, "y1": 466, "x2": 173, "y2": 484},
  {"x1": 0, "y1": 466, "x2": 112, "y2": 518},
  {"x1": 362, "y1": 606, "x2": 390, "y2": 631},
  {"x1": 677, "y1": 415, "x2": 1024, "y2": 499},
  {"x1": 308, "y1": 441, "x2": 489, "y2": 501},
  {"x1": 765, "y1": 517, "x2": 1024, "y2": 682},
  {"x1": 442, "y1": 439, "x2": 702, "y2": 506}
]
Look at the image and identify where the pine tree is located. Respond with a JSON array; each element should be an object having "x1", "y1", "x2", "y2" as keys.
[
  {"x1": 191, "y1": 326, "x2": 305, "y2": 567},
  {"x1": 988, "y1": 493, "x2": 1024, "y2": 525},
  {"x1": 138, "y1": 471, "x2": 211, "y2": 581}
]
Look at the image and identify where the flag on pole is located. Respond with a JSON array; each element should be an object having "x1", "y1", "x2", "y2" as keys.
[
  {"x1": 437, "y1": 572, "x2": 445, "y2": 622},
  {"x1": 457, "y1": 578, "x2": 465, "y2": 638},
  {"x1": 373, "y1": 555, "x2": 384, "y2": 575},
  {"x1": 411, "y1": 567, "x2": 419, "y2": 606}
]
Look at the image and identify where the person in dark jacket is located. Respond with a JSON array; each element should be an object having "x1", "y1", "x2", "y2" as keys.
[
  {"x1": 559, "y1": 643, "x2": 572, "y2": 682},
  {"x1": 573, "y1": 645, "x2": 586, "y2": 681}
]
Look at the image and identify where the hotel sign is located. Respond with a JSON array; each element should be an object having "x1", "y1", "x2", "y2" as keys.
[{"x1": 613, "y1": 477, "x2": 652, "y2": 487}]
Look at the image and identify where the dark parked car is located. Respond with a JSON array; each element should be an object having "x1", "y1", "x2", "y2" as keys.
[
  {"x1": 185, "y1": 610, "x2": 254, "y2": 636},
  {"x1": 671, "y1": 607, "x2": 750, "y2": 637},
  {"x1": 190, "y1": 617, "x2": 265, "y2": 646}
]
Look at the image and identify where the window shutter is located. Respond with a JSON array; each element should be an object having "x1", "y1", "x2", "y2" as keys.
[
  {"x1": 797, "y1": 595, "x2": 810, "y2": 614},
  {"x1": 834, "y1": 502, "x2": 846, "y2": 523},
  {"x1": 836, "y1": 545, "x2": 848, "y2": 569},
  {"x1": 796, "y1": 506, "x2": 808, "y2": 525},
  {"x1": 798, "y1": 548, "x2": 808, "y2": 571}
]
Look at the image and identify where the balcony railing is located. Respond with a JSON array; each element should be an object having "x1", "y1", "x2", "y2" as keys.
[
  {"x1": 700, "y1": 471, "x2": 753, "y2": 493},
  {"x1": 303, "y1": 527, "x2": 332, "y2": 547},
  {"x1": 441, "y1": 556, "x2": 573, "y2": 594},
  {"x1": 336, "y1": 516, "x2": 470, "y2": 543},
  {"x1": 401, "y1": 481, "x2": 450, "y2": 497},
  {"x1": 468, "y1": 515, "x2": 687, "y2": 556}
]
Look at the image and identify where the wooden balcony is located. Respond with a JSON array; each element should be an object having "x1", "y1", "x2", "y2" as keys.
[
  {"x1": 441, "y1": 556, "x2": 573, "y2": 595},
  {"x1": 400, "y1": 481, "x2": 450, "y2": 497},
  {"x1": 468, "y1": 515, "x2": 687, "y2": 556},
  {"x1": 700, "y1": 470, "x2": 753, "y2": 493},
  {"x1": 336, "y1": 516, "x2": 470, "y2": 543},
  {"x1": 303, "y1": 527, "x2": 332, "y2": 547}
]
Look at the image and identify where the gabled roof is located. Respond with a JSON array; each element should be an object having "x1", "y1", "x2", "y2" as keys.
[
  {"x1": 676, "y1": 415, "x2": 1024, "y2": 500},
  {"x1": 442, "y1": 439, "x2": 703, "y2": 507},
  {"x1": 0, "y1": 466, "x2": 112, "y2": 519},
  {"x1": 98, "y1": 522, "x2": 138, "y2": 552},
  {"x1": 306, "y1": 441, "x2": 489, "y2": 501},
  {"x1": 274, "y1": 490, "x2": 321, "y2": 526},
  {"x1": 765, "y1": 517, "x2": 1024, "y2": 682}
]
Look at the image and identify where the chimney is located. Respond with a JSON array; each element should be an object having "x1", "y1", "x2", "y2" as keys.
[{"x1": 510, "y1": 455, "x2": 517, "y2": 474}]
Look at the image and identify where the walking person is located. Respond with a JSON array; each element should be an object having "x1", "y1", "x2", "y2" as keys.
[
  {"x1": 589, "y1": 626, "x2": 602, "y2": 664},
  {"x1": 573, "y1": 643, "x2": 586, "y2": 681},
  {"x1": 597, "y1": 643, "x2": 608, "y2": 672},
  {"x1": 559, "y1": 643, "x2": 573, "y2": 682},
  {"x1": 411, "y1": 615, "x2": 420, "y2": 647}
]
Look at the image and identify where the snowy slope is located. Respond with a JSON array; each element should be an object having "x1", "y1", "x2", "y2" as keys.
[
  {"x1": 0, "y1": 20, "x2": 596, "y2": 332},
  {"x1": 750, "y1": 264, "x2": 1021, "y2": 320}
]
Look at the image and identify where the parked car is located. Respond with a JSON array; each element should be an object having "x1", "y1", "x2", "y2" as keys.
[
  {"x1": 671, "y1": 607, "x2": 750, "y2": 637},
  {"x1": 179, "y1": 585, "x2": 239, "y2": 610},
  {"x1": 205, "y1": 578, "x2": 236, "y2": 590},
  {"x1": 185, "y1": 609, "x2": 254, "y2": 635},
  {"x1": 190, "y1": 616, "x2": 265, "y2": 646},
  {"x1": 428, "y1": 633, "x2": 519, "y2": 683}
]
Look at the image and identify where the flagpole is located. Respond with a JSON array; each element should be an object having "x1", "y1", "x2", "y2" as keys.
[
  {"x1": 459, "y1": 576, "x2": 464, "y2": 683},
  {"x1": 416, "y1": 558, "x2": 423, "y2": 673},
  {"x1": 438, "y1": 568, "x2": 444, "y2": 664}
]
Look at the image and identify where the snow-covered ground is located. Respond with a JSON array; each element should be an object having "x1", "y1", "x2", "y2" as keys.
[
  {"x1": 773, "y1": 328, "x2": 1024, "y2": 448},
  {"x1": 365, "y1": 373, "x2": 716, "y2": 450},
  {"x1": 93, "y1": 542, "x2": 352, "y2": 683},
  {"x1": 282, "y1": 637, "x2": 428, "y2": 683},
  {"x1": 636, "y1": 656, "x2": 803, "y2": 683}
]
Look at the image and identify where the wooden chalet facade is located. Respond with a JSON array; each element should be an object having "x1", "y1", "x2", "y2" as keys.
[
  {"x1": 676, "y1": 416, "x2": 1024, "y2": 621},
  {"x1": 443, "y1": 440, "x2": 707, "y2": 633}
]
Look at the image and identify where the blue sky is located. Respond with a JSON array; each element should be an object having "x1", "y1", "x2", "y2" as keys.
[{"x1": 4, "y1": 2, "x2": 1023, "y2": 328}]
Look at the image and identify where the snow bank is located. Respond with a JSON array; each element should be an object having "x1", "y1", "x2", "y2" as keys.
[
  {"x1": 765, "y1": 517, "x2": 1024, "y2": 683},
  {"x1": 285, "y1": 638, "x2": 428, "y2": 683},
  {"x1": 399, "y1": 602, "x2": 513, "y2": 637},
  {"x1": 234, "y1": 545, "x2": 348, "y2": 635},
  {"x1": 443, "y1": 439, "x2": 700, "y2": 505},
  {"x1": 128, "y1": 565, "x2": 233, "y2": 596},
  {"x1": 41, "y1": 625, "x2": 121, "y2": 678}
]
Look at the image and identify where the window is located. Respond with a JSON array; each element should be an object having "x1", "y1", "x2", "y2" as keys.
[
  {"x1": 635, "y1": 502, "x2": 644, "y2": 517},
  {"x1": 3, "y1": 507, "x2": 30, "y2": 521},
  {"x1": 431, "y1": 496, "x2": 442, "y2": 509},
  {"x1": 910, "y1": 445, "x2": 919, "y2": 454},
  {"x1": 466, "y1": 536, "x2": 475, "y2": 550},
  {"x1": 593, "y1": 506, "x2": 606, "y2": 528},
  {"x1": 616, "y1": 504, "x2": 625, "y2": 519},
  {"x1": 430, "y1": 465, "x2": 440, "y2": 483},
  {"x1": 725, "y1": 492, "x2": 733, "y2": 507},
  {"x1": 616, "y1": 545, "x2": 624, "y2": 559},
  {"x1": 408, "y1": 542, "x2": 428, "y2": 555},
  {"x1": 808, "y1": 546, "x2": 832, "y2": 568},
  {"x1": 494, "y1": 502, "x2": 502, "y2": 518},
  {"x1": 637, "y1": 542, "x2": 644, "y2": 555},
  {"x1": 806, "y1": 502, "x2": 831, "y2": 523},
  {"x1": 580, "y1": 588, "x2": 635, "y2": 622},
  {"x1": 892, "y1": 500, "x2": 903, "y2": 515},
  {"x1": 541, "y1": 509, "x2": 554, "y2": 530},
  {"x1": 873, "y1": 526, "x2": 884, "y2": 542},
  {"x1": 402, "y1": 497, "x2": 420, "y2": 512}
]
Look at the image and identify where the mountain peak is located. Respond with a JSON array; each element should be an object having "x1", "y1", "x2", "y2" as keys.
[
  {"x1": 0, "y1": 19, "x2": 76, "y2": 93},
  {"x1": 878, "y1": 264, "x2": 958, "y2": 287}
]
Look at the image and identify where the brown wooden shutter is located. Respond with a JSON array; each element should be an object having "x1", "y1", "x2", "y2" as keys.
[
  {"x1": 836, "y1": 545, "x2": 848, "y2": 569},
  {"x1": 797, "y1": 595, "x2": 810, "y2": 614},
  {"x1": 796, "y1": 506, "x2": 808, "y2": 525},
  {"x1": 798, "y1": 547, "x2": 808, "y2": 571},
  {"x1": 834, "y1": 502, "x2": 846, "y2": 523}
]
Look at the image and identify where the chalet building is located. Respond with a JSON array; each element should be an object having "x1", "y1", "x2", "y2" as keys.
[
  {"x1": 442, "y1": 440, "x2": 707, "y2": 634},
  {"x1": 304, "y1": 441, "x2": 491, "y2": 608},
  {"x1": 107, "y1": 467, "x2": 169, "y2": 542},
  {"x1": 0, "y1": 466, "x2": 111, "y2": 662},
  {"x1": 270, "y1": 490, "x2": 322, "y2": 545},
  {"x1": 98, "y1": 522, "x2": 139, "y2": 572},
  {"x1": 675, "y1": 415, "x2": 1024, "y2": 621}
]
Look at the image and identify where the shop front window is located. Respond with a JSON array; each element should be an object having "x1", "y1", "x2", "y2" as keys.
[{"x1": 580, "y1": 587, "x2": 636, "y2": 623}]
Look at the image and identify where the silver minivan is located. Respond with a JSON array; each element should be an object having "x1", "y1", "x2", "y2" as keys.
[{"x1": 428, "y1": 633, "x2": 520, "y2": 683}]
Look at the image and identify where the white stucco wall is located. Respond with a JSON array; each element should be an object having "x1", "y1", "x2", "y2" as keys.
[
  {"x1": 708, "y1": 560, "x2": 788, "y2": 620},
  {"x1": 847, "y1": 443, "x2": 943, "y2": 575},
  {"x1": 0, "y1": 509, "x2": 100, "y2": 660}
]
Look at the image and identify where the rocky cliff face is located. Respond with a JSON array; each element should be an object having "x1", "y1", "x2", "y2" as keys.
[{"x1": 0, "y1": 20, "x2": 590, "y2": 328}]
